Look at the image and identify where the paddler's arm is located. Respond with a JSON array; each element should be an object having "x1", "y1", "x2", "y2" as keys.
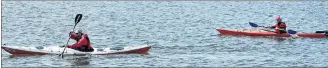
[
  {"x1": 68, "y1": 39, "x2": 86, "y2": 48},
  {"x1": 270, "y1": 26, "x2": 275, "y2": 28},
  {"x1": 68, "y1": 43, "x2": 79, "y2": 48}
]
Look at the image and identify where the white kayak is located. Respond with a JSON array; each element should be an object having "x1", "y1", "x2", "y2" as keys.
[{"x1": 1, "y1": 45, "x2": 151, "y2": 55}]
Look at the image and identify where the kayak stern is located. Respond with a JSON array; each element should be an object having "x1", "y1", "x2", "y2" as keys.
[{"x1": 297, "y1": 33, "x2": 327, "y2": 38}]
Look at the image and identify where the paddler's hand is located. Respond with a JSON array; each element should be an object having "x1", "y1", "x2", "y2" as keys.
[{"x1": 69, "y1": 31, "x2": 74, "y2": 35}]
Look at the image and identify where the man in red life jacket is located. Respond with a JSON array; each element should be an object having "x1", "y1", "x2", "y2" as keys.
[
  {"x1": 265, "y1": 15, "x2": 287, "y2": 34},
  {"x1": 66, "y1": 29, "x2": 94, "y2": 52}
]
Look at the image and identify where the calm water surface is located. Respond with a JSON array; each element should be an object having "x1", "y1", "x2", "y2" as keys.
[{"x1": 2, "y1": 1, "x2": 328, "y2": 67}]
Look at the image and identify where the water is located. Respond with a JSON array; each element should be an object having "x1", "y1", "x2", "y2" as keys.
[{"x1": 2, "y1": 1, "x2": 328, "y2": 67}]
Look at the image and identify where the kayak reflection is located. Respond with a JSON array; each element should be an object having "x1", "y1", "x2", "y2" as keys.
[
  {"x1": 68, "y1": 56, "x2": 90, "y2": 66},
  {"x1": 8, "y1": 54, "x2": 39, "y2": 58}
]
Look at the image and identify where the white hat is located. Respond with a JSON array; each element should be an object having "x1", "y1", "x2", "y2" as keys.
[{"x1": 75, "y1": 29, "x2": 83, "y2": 34}]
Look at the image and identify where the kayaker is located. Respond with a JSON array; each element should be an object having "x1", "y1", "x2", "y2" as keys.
[
  {"x1": 265, "y1": 15, "x2": 287, "y2": 34},
  {"x1": 63, "y1": 29, "x2": 94, "y2": 52}
]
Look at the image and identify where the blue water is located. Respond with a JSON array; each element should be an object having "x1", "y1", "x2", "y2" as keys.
[{"x1": 2, "y1": 1, "x2": 328, "y2": 67}]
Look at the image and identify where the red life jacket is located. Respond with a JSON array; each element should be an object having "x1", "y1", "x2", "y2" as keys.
[
  {"x1": 68, "y1": 33, "x2": 92, "y2": 49},
  {"x1": 274, "y1": 22, "x2": 287, "y2": 34}
]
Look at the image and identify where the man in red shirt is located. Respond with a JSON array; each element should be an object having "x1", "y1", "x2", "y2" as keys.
[
  {"x1": 266, "y1": 15, "x2": 287, "y2": 34},
  {"x1": 66, "y1": 29, "x2": 94, "y2": 52}
]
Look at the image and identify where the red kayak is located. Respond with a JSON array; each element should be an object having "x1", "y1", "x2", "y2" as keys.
[{"x1": 216, "y1": 28, "x2": 327, "y2": 38}]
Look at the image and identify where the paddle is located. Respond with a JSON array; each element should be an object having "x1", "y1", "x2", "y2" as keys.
[
  {"x1": 59, "y1": 14, "x2": 82, "y2": 58},
  {"x1": 249, "y1": 22, "x2": 265, "y2": 27},
  {"x1": 315, "y1": 30, "x2": 328, "y2": 33},
  {"x1": 315, "y1": 30, "x2": 328, "y2": 37},
  {"x1": 287, "y1": 29, "x2": 300, "y2": 38},
  {"x1": 287, "y1": 29, "x2": 297, "y2": 34},
  {"x1": 290, "y1": 30, "x2": 328, "y2": 34}
]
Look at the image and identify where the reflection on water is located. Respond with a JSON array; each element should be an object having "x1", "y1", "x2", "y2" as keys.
[
  {"x1": 8, "y1": 54, "x2": 41, "y2": 58},
  {"x1": 67, "y1": 56, "x2": 91, "y2": 66},
  {"x1": 274, "y1": 37, "x2": 287, "y2": 42}
]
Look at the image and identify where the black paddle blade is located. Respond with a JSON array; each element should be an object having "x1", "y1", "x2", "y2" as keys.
[
  {"x1": 315, "y1": 31, "x2": 328, "y2": 33},
  {"x1": 288, "y1": 30, "x2": 297, "y2": 34},
  {"x1": 249, "y1": 22, "x2": 258, "y2": 27},
  {"x1": 61, "y1": 55, "x2": 64, "y2": 58},
  {"x1": 75, "y1": 14, "x2": 83, "y2": 24}
]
